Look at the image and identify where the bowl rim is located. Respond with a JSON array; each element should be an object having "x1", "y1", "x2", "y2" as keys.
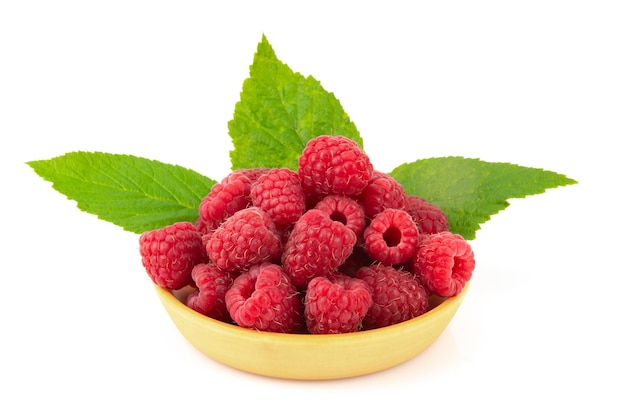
[{"x1": 156, "y1": 282, "x2": 469, "y2": 340}]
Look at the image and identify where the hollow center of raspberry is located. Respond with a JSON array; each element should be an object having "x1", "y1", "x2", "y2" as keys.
[
  {"x1": 329, "y1": 211, "x2": 347, "y2": 225},
  {"x1": 383, "y1": 227, "x2": 401, "y2": 247}
]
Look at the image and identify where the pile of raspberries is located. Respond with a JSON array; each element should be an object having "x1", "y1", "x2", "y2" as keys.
[{"x1": 139, "y1": 135, "x2": 475, "y2": 334}]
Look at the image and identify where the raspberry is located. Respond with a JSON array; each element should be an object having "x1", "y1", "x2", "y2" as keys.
[
  {"x1": 357, "y1": 264, "x2": 430, "y2": 329},
  {"x1": 313, "y1": 194, "x2": 366, "y2": 236},
  {"x1": 298, "y1": 135, "x2": 373, "y2": 197},
  {"x1": 206, "y1": 207, "x2": 281, "y2": 272},
  {"x1": 199, "y1": 171, "x2": 252, "y2": 226},
  {"x1": 304, "y1": 274, "x2": 372, "y2": 334},
  {"x1": 250, "y1": 168, "x2": 306, "y2": 227},
  {"x1": 412, "y1": 231, "x2": 475, "y2": 297},
  {"x1": 405, "y1": 195, "x2": 449, "y2": 234},
  {"x1": 185, "y1": 262, "x2": 233, "y2": 322},
  {"x1": 225, "y1": 262, "x2": 303, "y2": 333},
  {"x1": 139, "y1": 221, "x2": 205, "y2": 290},
  {"x1": 358, "y1": 170, "x2": 409, "y2": 218},
  {"x1": 281, "y1": 209, "x2": 357, "y2": 290},
  {"x1": 363, "y1": 208, "x2": 419, "y2": 266}
]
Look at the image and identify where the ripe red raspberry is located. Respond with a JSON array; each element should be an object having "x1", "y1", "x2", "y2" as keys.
[
  {"x1": 225, "y1": 262, "x2": 303, "y2": 333},
  {"x1": 298, "y1": 135, "x2": 373, "y2": 197},
  {"x1": 139, "y1": 221, "x2": 205, "y2": 290},
  {"x1": 185, "y1": 262, "x2": 233, "y2": 322},
  {"x1": 206, "y1": 207, "x2": 281, "y2": 272},
  {"x1": 198, "y1": 171, "x2": 252, "y2": 226},
  {"x1": 313, "y1": 194, "x2": 366, "y2": 236},
  {"x1": 413, "y1": 231, "x2": 475, "y2": 297},
  {"x1": 363, "y1": 208, "x2": 419, "y2": 266},
  {"x1": 304, "y1": 274, "x2": 372, "y2": 334},
  {"x1": 358, "y1": 170, "x2": 409, "y2": 218},
  {"x1": 250, "y1": 168, "x2": 306, "y2": 227},
  {"x1": 405, "y1": 195, "x2": 449, "y2": 234},
  {"x1": 281, "y1": 209, "x2": 357, "y2": 290},
  {"x1": 357, "y1": 264, "x2": 430, "y2": 329}
]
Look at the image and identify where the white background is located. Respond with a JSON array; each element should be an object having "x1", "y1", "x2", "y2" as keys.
[{"x1": 2, "y1": 1, "x2": 625, "y2": 416}]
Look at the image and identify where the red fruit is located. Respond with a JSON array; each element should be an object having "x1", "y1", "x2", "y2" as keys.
[
  {"x1": 139, "y1": 221, "x2": 205, "y2": 290},
  {"x1": 413, "y1": 231, "x2": 475, "y2": 297},
  {"x1": 298, "y1": 135, "x2": 373, "y2": 197},
  {"x1": 357, "y1": 264, "x2": 429, "y2": 329},
  {"x1": 185, "y1": 262, "x2": 233, "y2": 322},
  {"x1": 250, "y1": 168, "x2": 306, "y2": 227},
  {"x1": 206, "y1": 207, "x2": 281, "y2": 272},
  {"x1": 199, "y1": 171, "x2": 252, "y2": 226},
  {"x1": 281, "y1": 209, "x2": 357, "y2": 290},
  {"x1": 225, "y1": 262, "x2": 303, "y2": 333},
  {"x1": 358, "y1": 170, "x2": 409, "y2": 218},
  {"x1": 405, "y1": 195, "x2": 449, "y2": 234},
  {"x1": 313, "y1": 194, "x2": 366, "y2": 236},
  {"x1": 363, "y1": 208, "x2": 419, "y2": 266},
  {"x1": 304, "y1": 274, "x2": 372, "y2": 334}
]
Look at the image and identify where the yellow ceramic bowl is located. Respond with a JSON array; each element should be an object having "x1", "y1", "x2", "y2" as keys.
[{"x1": 155, "y1": 283, "x2": 469, "y2": 380}]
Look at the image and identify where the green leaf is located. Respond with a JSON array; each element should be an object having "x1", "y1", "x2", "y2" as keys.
[
  {"x1": 390, "y1": 156, "x2": 577, "y2": 240},
  {"x1": 27, "y1": 152, "x2": 216, "y2": 234},
  {"x1": 228, "y1": 34, "x2": 362, "y2": 171}
]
